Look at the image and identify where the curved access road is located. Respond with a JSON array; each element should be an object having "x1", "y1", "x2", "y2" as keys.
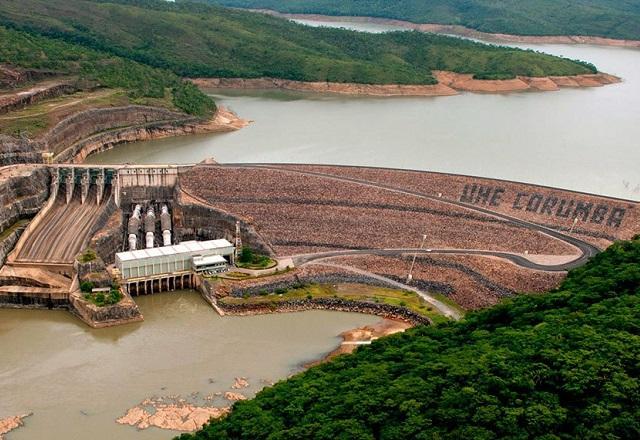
[
  {"x1": 310, "y1": 260, "x2": 463, "y2": 320},
  {"x1": 292, "y1": 247, "x2": 581, "y2": 272}
]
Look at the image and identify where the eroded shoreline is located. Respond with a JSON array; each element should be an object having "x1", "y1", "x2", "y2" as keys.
[
  {"x1": 192, "y1": 71, "x2": 619, "y2": 97},
  {"x1": 259, "y1": 10, "x2": 640, "y2": 48}
]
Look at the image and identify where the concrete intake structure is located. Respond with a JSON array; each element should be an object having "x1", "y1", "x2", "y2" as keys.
[
  {"x1": 144, "y1": 207, "x2": 155, "y2": 249},
  {"x1": 161, "y1": 204, "x2": 172, "y2": 246},
  {"x1": 127, "y1": 204, "x2": 142, "y2": 251}
]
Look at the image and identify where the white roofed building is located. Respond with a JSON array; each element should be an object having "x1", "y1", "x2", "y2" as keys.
[{"x1": 116, "y1": 239, "x2": 234, "y2": 280}]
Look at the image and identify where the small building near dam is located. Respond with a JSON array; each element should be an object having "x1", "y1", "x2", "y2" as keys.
[{"x1": 115, "y1": 239, "x2": 234, "y2": 294}]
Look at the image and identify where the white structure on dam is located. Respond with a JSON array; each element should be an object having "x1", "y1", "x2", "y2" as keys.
[{"x1": 116, "y1": 239, "x2": 234, "y2": 294}]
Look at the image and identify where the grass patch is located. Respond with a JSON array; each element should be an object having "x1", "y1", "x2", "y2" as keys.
[
  {"x1": 0, "y1": 219, "x2": 29, "y2": 241},
  {"x1": 77, "y1": 248, "x2": 97, "y2": 263},
  {"x1": 220, "y1": 283, "x2": 458, "y2": 322},
  {"x1": 0, "y1": 89, "x2": 132, "y2": 137},
  {"x1": 220, "y1": 271, "x2": 252, "y2": 280}
]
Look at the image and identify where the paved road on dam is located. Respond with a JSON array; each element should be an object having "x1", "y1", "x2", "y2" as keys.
[
  {"x1": 292, "y1": 247, "x2": 581, "y2": 272},
  {"x1": 214, "y1": 163, "x2": 600, "y2": 271}
]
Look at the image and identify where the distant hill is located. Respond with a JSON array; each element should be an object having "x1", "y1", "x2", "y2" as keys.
[
  {"x1": 205, "y1": 0, "x2": 640, "y2": 41},
  {"x1": 179, "y1": 235, "x2": 640, "y2": 439},
  {"x1": 0, "y1": 0, "x2": 597, "y2": 88},
  {"x1": 0, "y1": 26, "x2": 215, "y2": 117}
]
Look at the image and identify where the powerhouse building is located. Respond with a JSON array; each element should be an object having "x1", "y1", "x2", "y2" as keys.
[{"x1": 116, "y1": 239, "x2": 234, "y2": 280}]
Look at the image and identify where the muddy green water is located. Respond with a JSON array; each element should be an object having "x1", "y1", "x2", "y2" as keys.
[
  {"x1": 0, "y1": 291, "x2": 378, "y2": 439},
  {"x1": 89, "y1": 21, "x2": 640, "y2": 201}
]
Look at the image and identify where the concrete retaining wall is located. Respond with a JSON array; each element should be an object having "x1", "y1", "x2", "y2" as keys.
[
  {"x1": 69, "y1": 290, "x2": 143, "y2": 328},
  {"x1": 174, "y1": 200, "x2": 273, "y2": 257}
]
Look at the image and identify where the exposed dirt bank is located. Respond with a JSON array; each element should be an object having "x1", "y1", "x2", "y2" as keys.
[
  {"x1": 64, "y1": 105, "x2": 249, "y2": 163},
  {"x1": 0, "y1": 81, "x2": 76, "y2": 114},
  {"x1": 260, "y1": 10, "x2": 640, "y2": 48},
  {"x1": 0, "y1": 105, "x2": 249, "y2": 165},
  {"x1": 191, "y1": 71, "x2": 619, "y2": 97},
  {"x1": 305, "y1": 318, "x2": 412, "y2": 368},
  {"x1": 0, "y1": 413, "x2": 31, "y2": 440}
]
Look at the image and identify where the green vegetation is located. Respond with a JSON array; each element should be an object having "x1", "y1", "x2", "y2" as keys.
[
  {"x1": 80, "y1": 280, "x2": 94, "y2": 293},
  {"x1": 0, "y1": 24, "x2": 215, "y2": 116},
  {"x1": 207, "y1": 0, "x2": 640, "y2": 41},
  {"x1": 181, "y1": 236, "x2": 640, "y2": 439},
  {"x1": 0, "y1": 0, "x2": 597, "y2": 88},
  {"x1": 82, "y1": 283, "x2": 124, "y2": 306},
  {"x1": 236, "y1": 247, "x2": 276, "y2": 269},
  {"x1": 0, "y1": 89, "x2": 132, "y2": 137},
  {"x1": 77, "y1": 248, "x2": 98, "y2": 263},
  {"x1": 0, "y1": 219, "x2": 29, "y2": 240},
  {"x1": 220, "y1": 282, "x2": 458, "y2": 323}
]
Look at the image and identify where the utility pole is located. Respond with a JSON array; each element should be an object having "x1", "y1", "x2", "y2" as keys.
[
  {"x1": 234, "y1": 221, "x2": 242, "y2": 264},
  {"x1": 569, "y1": 217, "x2": 579, "y2": 234},
  {"x1": 407, "y1": 234, "x2": 427, "y2": 284}
]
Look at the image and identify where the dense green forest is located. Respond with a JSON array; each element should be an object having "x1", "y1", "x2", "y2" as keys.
[
  {"x1": 0, "y1": 0, "x2": 597, "y2": 86},
  {"x1": 206, "y1": 0, "x2": 640, "y2": 41},
  {"x1": 180, "y1": 236, "x2": 640, "y2": 439},
  {"x1": 0, "y1": 26, "x2": 215, "y2": 116}
]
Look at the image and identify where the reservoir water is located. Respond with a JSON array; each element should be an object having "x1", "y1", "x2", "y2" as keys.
[
  {"x1": 4, "y1": 18, "x2": 640, "y2": 440},
  {"x1": 0, "y1": 291, "x2": 378, "y2": 439},
  {"x1": 89, "y1": 19, "x2": 640, "y2": 201}
]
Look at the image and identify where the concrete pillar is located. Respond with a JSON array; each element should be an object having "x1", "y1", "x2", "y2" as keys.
[
  {"x1": 96, "y1": 169, "x2": 105, "y2": 204},
  {"x1": 50, "y1": 170, "x2": 59, "y2": 201},
  {"x1": 65, "y1": 172, "x2": 74, "y2": 204},
  {"x1": 113, "y1": 171, "x2": 120, "y2": 208},
  {"x1": 80, "y1": 170, "x2": 89, "y2": 204}
]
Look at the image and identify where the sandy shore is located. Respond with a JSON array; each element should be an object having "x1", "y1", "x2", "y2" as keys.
[
  {"x1": 305, "y1": 318, "x2": 412, "y2": 367},
  {"x1": 195, "y1": 105, "x2": 251, "y2": 133},
  {"x1": 259, "y1": 10, "x2": 640, "y2": 48},
  {"x1": 191, "y1": 71, "x2": 619, "y2": 97}
]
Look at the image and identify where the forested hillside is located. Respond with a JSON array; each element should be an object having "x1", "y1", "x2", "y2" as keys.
[
  {"x1": 0, "y1": 0, "x2": 597, "y2": 86},
  {"x1": 0, "y1": 26, "x2": 215, "y2": 116},
  {"x1": 206, "y1": 0, "x2": 640, "y2": 41},
  {"x1": 180, "y1": 236, "x2": 640, "y2": 439}
]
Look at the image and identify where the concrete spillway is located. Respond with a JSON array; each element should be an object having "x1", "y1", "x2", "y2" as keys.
[{"x1": 14, "y1": 183, "x2": 112, "y2": 264}]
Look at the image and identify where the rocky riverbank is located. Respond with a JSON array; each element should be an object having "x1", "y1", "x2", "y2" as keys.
[
  {"x1": 218, "y1": 297, "x2": 431, "y2": 325},
  {"x1": 0, "y1": 105, "x2": 249, "y2": 165},
  {"x1": 259, "y1": 11, "x2": 640, "y2": 48},
  {"x1": 0, "y1": 413, "x2": 31, "y2": 440},
  {"x1": 61, "y1": 105, "x2": 249, "y2": 163},
  {"x1": 117, "y1": 398, "x2": 230, "y2": 432},
  {"x1": 192, "y1": 71, "x2": 619, "y2": 97}
]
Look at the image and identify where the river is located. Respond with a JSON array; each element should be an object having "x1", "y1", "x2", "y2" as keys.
[
  {"x1": 89, "y1": 18, "x2": 640, "y2": 201},
  {"x1": 0, "y1": 291, "x2": 378, "y2": 439}
]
